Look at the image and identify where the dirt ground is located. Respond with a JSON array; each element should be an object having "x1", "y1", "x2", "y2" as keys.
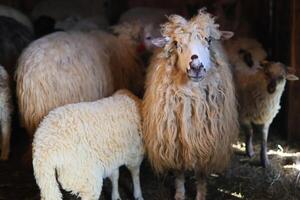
[{"x1": 1, "y1": 129, "x2": 300, "y2": 200}]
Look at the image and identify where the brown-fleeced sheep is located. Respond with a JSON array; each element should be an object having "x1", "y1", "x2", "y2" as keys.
[
  {"x1": 15, "y1": 30, "x2": 144, "y2": 144},
  {"x1": 236, "y1": 60, "x2": 298, "y2": 167},
  {"x1": 142, "y1": 10, "x2": 238, "y2": 200}
]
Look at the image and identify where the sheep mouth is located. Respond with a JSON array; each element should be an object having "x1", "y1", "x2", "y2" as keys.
[{"x1": 188, "y1": 75, "x2": 204, "y2": 82}]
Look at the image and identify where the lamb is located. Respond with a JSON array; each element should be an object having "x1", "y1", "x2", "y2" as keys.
[
  {"x1": 0, "y1": 65, "x2": 12, "y2": 160},
  {"x1": 235, "y1": 60, "x2": 298, "y2": 167},
  {"x1": 142, "y1": 10, "x2": 238, "y2": 200},
  {"x1": 0, "y1": 16, "x2": 33, "y2": 76},
  {"x1": 0, "y1": 5, "x2": 33, "y2": 32},
  {"x1": 15, "y1": 29, "x2": 144, "y2": 142},
  {"x1": 33, "y1": 89, "x2": 144, "y2": 200}
]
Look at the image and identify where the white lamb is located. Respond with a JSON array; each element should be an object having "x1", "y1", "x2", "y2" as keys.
[
  {"x1": 0, "y1": 65, "x2": 12, "y2": 160},
  {"x1": 33, "y1": 89, "x2": 144, "y2": 200},
  {"x1": 0, "y1": 5, "x2": 33, "y2": 32}
]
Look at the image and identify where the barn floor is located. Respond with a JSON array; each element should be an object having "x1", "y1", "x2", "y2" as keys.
[{"x1": 1, "y1": 129, "x2": 300, "y2": 200}]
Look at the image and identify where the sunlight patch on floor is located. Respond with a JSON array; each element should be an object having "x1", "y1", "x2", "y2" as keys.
[{"x1": 217, "y1": 188, "x2": 244, "y2": 199}]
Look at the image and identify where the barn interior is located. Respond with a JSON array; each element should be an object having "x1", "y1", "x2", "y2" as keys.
[{"x1": 0, "y1": 0, "x2": 299, "y2": 199}]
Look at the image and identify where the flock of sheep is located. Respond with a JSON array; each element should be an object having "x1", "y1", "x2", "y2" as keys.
[{"x1": 0, "y1": 0, "x2": 298, "y2": 200}]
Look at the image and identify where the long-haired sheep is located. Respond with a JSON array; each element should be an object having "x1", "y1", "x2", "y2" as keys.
[
  {"x1": 0, "y1": 65, "x2": 12, "y2": 160},
  {"x1": 236, "y1": 60, "x2": 298, "y2": 167},
  {"x1": 142, "y1": 10, "x2": 238, "y2": 200},
  {"x1": 33, "y1": 89, "x2": 144, "y2": 200},
  {"x1": 16, "y1": 30, "x2": 144, "y2": 141},
  {"x1": 0, "y1": 16, "x2": 33, "y2": 76},
  {"x1": 0, "y1": 5, "x2": 33, "y2": 31}
]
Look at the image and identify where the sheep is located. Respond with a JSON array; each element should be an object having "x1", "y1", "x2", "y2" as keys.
[
  {"x1": 33, "y1": 89, "x2": 144, "y2": 200},
  {"x1": 15, "y1": 29, "x2": 144, "y2": 147},
  {"x1": 223, "y1": 37, "x2": 267, "y2": 75},
  {"x1": 235, "y1": 60, "x2": 298, "y2": 167},
  {"x1": 0, "y1": 16, "x2": 33, "y2": 76},
  {"x1": 142, "y1": 10, "x2": 238, "y2": 200},
  {"x1": 0, "y1": 65, "x2": 12, "y2": 160},
  {"x1": 118, "y1": 7, "x2": 170, "y2": 52},
  {"x1": 0, "y1": 5, "x2": 33, "y2": 32}
]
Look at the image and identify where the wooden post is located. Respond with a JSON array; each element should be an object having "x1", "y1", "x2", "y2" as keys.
[{"x1": 288, "y1": 0, "x2": 300, "y2": 140}]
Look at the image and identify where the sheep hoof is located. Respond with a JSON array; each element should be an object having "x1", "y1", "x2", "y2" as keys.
[{"x1": 246, "y1": 150, "x2": 255, "y2": 158}]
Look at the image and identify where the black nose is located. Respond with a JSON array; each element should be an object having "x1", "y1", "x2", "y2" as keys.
[
  {"x1": 191, "y1": 55, "x2": 198, "y2": 60},
  {"x1": 190, "y1": 63, "x2": 204, "y2": 71}
]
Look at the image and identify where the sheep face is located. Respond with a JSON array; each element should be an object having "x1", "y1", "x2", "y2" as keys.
[
  {"x1": 261, "y1": 61, "x2": 299, "y2": 94},
  {"x1": 151, "y1": 9, "x2": 233, "y2": 82}
]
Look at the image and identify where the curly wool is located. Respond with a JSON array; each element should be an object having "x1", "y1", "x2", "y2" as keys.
[{"x1": 33, "y1": 89, "x2": 144, "y2": 200}]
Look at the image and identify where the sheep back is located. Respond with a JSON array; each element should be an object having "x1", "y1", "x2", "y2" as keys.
[
  {"x1": 33, "y1": 89, "x2": 144, "y2": 198},
  {"x1": 16, "y1": 30, "x2": 144, "y2": 137}
]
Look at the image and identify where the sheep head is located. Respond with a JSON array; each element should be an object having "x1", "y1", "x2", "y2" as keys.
[
  {"x1": 260, "y1": 61, "x2": 299, "y2": 94},
  {"x1": 151, "y1": 9, "x2": 233, "y2": 82}
]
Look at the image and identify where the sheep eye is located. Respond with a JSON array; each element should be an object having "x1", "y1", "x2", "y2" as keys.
[
  {"x1": 146, "y1": 36, "x2": 152, "y2": 40},
  {"x1": 206, "y1": 37, "x2": 212, "y2": 45}
]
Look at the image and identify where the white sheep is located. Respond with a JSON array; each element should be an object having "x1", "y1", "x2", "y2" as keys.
[
  {"x1": 33, "y1": 89, "x2": 144, "y2": 200},
  {"x1": 236, "y1": 60, "x2": 298, "y2": 167},
  {"x1": 0, "y1": 65, "x2": 12, "y2": 160},
  {"x1": 15, "y1": 30, "x2": 144, "y2": 150},
  {"x1": 0, "y1": 5, "x2": 33, "y2": 32}
]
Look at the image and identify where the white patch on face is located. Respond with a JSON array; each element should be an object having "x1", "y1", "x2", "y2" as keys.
[{"x1": 189, "y1": 39, "x2": 211, "y2": 71}]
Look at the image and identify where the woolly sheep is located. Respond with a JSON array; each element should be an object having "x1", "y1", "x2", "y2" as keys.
[
  {"x1": 235, "y1": 60, "x2": 298, "y2": 167},
  {"x1": 0, "y1": 5, "x2": 33, "y2": 32},
  {"x1": 33, "y1": 89, "x2": 144, "y2": 200},
  {"x1": 223, "y1": 37, "x2": 267, "y2": 75},
  {"x1": 0, "y1": 16, "x2": 33, "y2": 76},
  {"x1": 16, "y1": 30, "x2": 144, "y2": 141},
  {"x1": 142, "y1": 10, "x2": 238, "y2": 200},
  {"x1": 0, "y1": 65, "x2": 12, "y2": 160},
  {"x1": 119, "y1": 7, "x2": 171, "y2": 52}
]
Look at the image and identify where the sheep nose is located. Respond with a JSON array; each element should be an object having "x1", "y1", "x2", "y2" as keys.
[
  {"x1": 190, "y1": 63, "x2": 204, "y2": 71},
  {"x1": 191, "y1": 55, "x2": 198, "y2": 60}
]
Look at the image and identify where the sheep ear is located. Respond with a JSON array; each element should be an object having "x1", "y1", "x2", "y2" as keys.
[
  {"x1": 151, "y1": 37, "x2": 169, "y2": 48},
  {"x1": 286, "y1": 67, "x2": 299, "y2": 81},
  {"x1": 220, "y1": 31, "x2": 234, "y2": 40}
]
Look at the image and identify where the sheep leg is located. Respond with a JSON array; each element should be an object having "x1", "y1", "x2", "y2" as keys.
[
  {"x1": 195, "y1": 173, "x2": 207, "y2": 200},
  {"x1": 128, "y1": 164, "x2": 143, "y2": 200},
  {"x1": 174, "y1": 171, "x2": 185, "y2": 200},
  {"x1": 1, "y1": 120, "x2": 11, "y2": 160},
  {"x1": 254, "y1": 123, "x2": 270, "y2": 167},
  {"x1": 109, "y1": 169, "x2": 121, "y2": 200},
  {"x1": 241, "y1": 122, "x2": 254, "y2": 158}
]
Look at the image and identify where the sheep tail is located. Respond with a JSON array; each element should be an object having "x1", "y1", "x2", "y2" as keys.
[{"x1": 33, "y1": 154, "x2": 62, "y2": 200}]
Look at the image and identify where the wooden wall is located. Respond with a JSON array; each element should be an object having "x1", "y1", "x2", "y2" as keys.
[{"x1": 288, "y1": 0, "x2": 300, "y2": 140}]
